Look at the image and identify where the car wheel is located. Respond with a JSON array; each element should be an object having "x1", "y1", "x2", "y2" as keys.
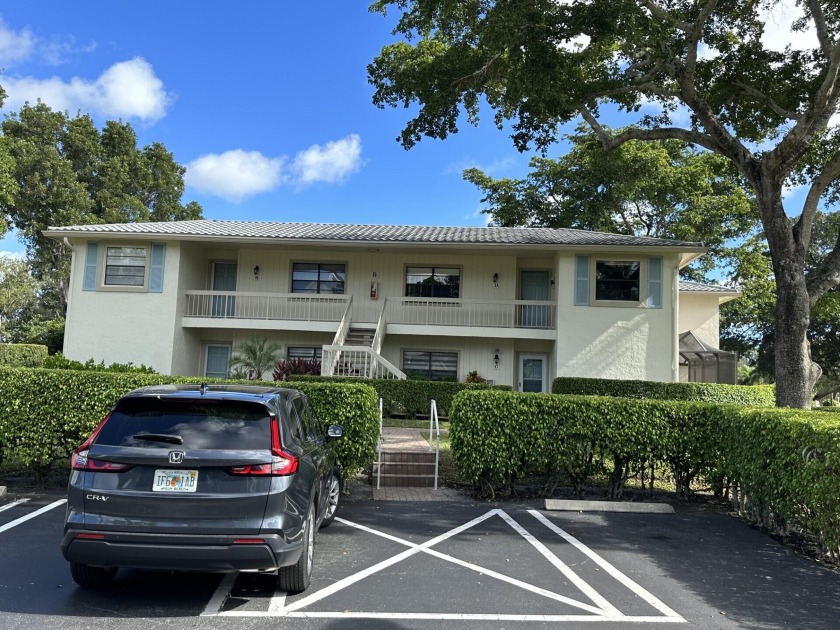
[
  {"x1": 320, "y1": 469, "x2": 342, "y2": 529},
  {"x1": 278, "y1": 503, "x2": 314, "y2": 593},
  {"x1": 70, "y1": 562, "x2": 117, "y2": 589}
]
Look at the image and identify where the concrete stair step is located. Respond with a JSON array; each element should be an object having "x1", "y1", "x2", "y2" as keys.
[
  {"x1": 373, "y1": 462, "x2": 436, "y2": 475},
  {"x1": 374, "y1": 474, "x2": 437, "y2": 488},
  {"x1": 378, "y1": 452, "x2": 436, "y2": 463}
]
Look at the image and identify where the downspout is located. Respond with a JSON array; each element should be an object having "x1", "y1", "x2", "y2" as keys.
[
  {"x1": 62, "y1": 237, "x2": 77, "y2": 356},
  {"x1": 672, "y1": 256, "x2": 680, "y2": 382}
]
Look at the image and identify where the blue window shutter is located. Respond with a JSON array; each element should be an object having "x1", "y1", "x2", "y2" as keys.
[
  {"x1": 574, "y1": 255, "x2": 590, "y2": 306},
  {"x1": 647, "y1": 256, "x2": 663, "y2": 308},
  {"x1": 149, "y1": 243, "x2": 165, "y2": 293},
  {"x1": 83, "y1": 242, "x2": 99, "y2": 291}
]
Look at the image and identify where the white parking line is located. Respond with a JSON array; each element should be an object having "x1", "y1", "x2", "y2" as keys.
[
  {"x1": 0, "y1": 498, "x2": 30, "y2": 514},
  {"x1": 202, "y1": 508, "x2": 685, "y2": 623},
  {"x1": 200, "y1": 573, "x2": 238, "y2": 616},
  {"x1": 0, "y1": 499, "x2": 66, "y2": 534}
]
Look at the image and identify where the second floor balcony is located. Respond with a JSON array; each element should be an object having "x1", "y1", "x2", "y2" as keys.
[{"x1": 181, "y1": 290, "x2": 556, "y2": 338}]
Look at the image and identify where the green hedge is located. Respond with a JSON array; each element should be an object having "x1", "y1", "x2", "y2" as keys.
[
  {"x1": 288, "y1": 375, "x2": 511, "y2": 418},
  {"x1": 0, "y1": 367, "x2": 379, "y2": 477},
  {"x1": 0, "y1": 344, "x2": 48, "y2": 368},
  {"x1": 552, "y1": 376, "x2": 776, "y2": 407},
  {"x1": 450, "y1": 389, "x2": 840, "y2": 553}
]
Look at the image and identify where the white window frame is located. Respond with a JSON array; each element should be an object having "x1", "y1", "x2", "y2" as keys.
[
  {"x1": 98, "y1": 242, "x2": 151, "y2": 292},
  {"x1": 290, "y1": 261, "x2": 347, "y2": 295},
  {"x1": 204, "y1": 343, "x2": 232, "y2": 379}
]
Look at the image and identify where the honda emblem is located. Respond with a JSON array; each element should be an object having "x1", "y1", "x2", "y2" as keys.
[{"x1": 168, "y1": 451, "x2": 185, "y2": 464}]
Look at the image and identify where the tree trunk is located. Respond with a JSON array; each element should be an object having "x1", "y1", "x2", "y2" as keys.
[{"x1": 755, "y1": 176, "x2": 820, "y2": 408}]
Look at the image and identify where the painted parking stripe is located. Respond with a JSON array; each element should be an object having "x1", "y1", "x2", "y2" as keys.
[
  {"x1": 200, "y1": 572, "x2": 238, "y2": 616},
  {"x1": 0, "y1": 499, "x2": 66, "y2": 534},
  {"x1": 201, "y1": 509, "x2": 685, "y2": 622},
  {"x1": 0, "y1": 498, "x2": 30, "y2": 514},
  {"x1": 529, "y1": 510, "x2": 684, "y2": 621}
]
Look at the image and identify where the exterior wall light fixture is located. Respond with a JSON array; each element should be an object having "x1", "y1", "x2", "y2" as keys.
[
  {"x1": 493, "y1": 349, "x2": 500, "y2": 369},
  {"x1": 493, "y1": 272, "x2": 499, "y2": 286},
  {"x1": 253, "y1": 265, "x2": 260, "y2": 279}
]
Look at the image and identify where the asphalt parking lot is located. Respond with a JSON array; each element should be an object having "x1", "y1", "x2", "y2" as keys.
[{"x1": 2, "y1": 489, "x2": 840, "y2": 629}]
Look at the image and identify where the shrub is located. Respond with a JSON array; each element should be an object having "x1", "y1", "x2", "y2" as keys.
[
  {"x1": 0, "y1": 343, "x2": 48, "y2": 368},
  {"x1": 288, "y1": 375, "x2": 511, "y2": 418},
  {"x1": 0, "y1": 367, "x2": 379, "y2": 481},
  {"x1": 552, "y1": 376, "x2": 776, "y2": 407},
  {"x1": 42, "y1": 352, "x2": 157, "y2": 373},
  {"x1": 273, "y1": 358, "x2": 321, "y2": 381}
]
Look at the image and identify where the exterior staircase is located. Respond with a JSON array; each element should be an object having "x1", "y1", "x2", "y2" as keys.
[
  {"x1": 373, "y1": 428, "x2": 438, "y2": 488},
  {"x1": 344, "y1": 325, "x2": 375, "y2": 347}
]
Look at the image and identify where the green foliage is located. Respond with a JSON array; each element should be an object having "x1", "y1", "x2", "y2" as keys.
[
  {"x1": 229, "y1": 337, "x2": 284, "y2": 380},
  {"x1": 42, "y1": 353, "x2": 156, "y2": 373},
  {"x1": 450, "y1": 389, "x2": 840, "y2": 552},
  {"x1": 288, "y1": 375, "x2": 511, "y2": 418},
  {"x1": 0, "y1": 343, "x2": 47, "y2": 368},
  {"x1": 552, "y1": 376, "x2": 776, "y2": 407},
  {"x1": 0, "y1": 367, "x2": 379, "y2": 480}
]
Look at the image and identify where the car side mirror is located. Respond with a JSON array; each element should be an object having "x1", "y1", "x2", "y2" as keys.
[{"x1": 327, "y1": 425, "x2": 344, "y2": 440}]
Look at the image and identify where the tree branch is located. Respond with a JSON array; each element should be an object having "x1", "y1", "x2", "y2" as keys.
[
  {"x1": 807, "y1": 235, "x2": 840, "y2": 305},
  {"x1": 734, "y1": 81, "x2": 801, "y2": 122},
  {"x1": 806, "y1": 0, "x2": 835, "y2": 59},
  {"x1": 639, "y1": 1, "x2": 691, "y2": 32},
  {"x1": 795, "y1": 149, "x2": 840, "y2": 254},
  {"x1": 579, "y1": 105, "x2": 719, "y2": 153}
]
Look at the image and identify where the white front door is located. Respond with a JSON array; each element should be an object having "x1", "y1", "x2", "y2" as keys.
[{"x1": 518, "y1": 353, "x2": 548, "y2": 393}]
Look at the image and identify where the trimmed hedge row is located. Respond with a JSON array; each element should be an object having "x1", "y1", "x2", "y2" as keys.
[
  {"x1": 288, "y1": 375, "x2": 511, "y2": 418},
  {"x1": 0, "y1": 367, "x2": 380, "y2": 476},
  {"x1": 552, "y1": 376, "x2": 776, "y2": 407},
  {"x1": 0, "y1": 344, "x2": 48, "y2": 368},
  {"x1": 450, "y1": 390, "x2": 840, "y2": 553}
]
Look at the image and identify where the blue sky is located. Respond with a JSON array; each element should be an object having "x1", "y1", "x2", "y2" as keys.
[
  {"x1": 0, "y1": 2, "x2": 544, "y2": 257},
  {"x1": 0, "y1": 1, "x2": 814, "y2": 259}
]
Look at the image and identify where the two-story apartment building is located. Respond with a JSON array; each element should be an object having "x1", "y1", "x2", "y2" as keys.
[{"x1": 44, "y1": 220, "x2": 738, "y2": 391}]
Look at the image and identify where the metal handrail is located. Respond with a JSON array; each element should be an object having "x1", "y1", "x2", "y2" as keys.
[
  {"x1": 323, "y1": 296, "x2": 354, "y2": 376},
  {"x1": 369, "y1": 300, "x2": 388, "y2": 378},
  {"x1": 429, "y1": 399, "x2": 440, "y2": 490},
  {"x1": 377, "y1": 398, "x2": 383, "y2": 490},
  {"x1": 321, "y1": 345, "x2": 406, "y2": 380}
]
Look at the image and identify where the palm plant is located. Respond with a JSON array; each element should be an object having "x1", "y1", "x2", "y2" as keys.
[{"x1": 229, "y1": 337, "x2": 283, "y2": 381}]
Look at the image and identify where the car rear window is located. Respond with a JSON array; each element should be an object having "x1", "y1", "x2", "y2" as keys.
[{"x1": 95, "y1": 398, "x2": 272, "y2": 450}]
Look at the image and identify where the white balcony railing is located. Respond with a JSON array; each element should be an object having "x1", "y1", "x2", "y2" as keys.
[
  {"x1": 184, "y1": 291, "x2": 349, "y2": 322},
  {"x1": 322, "y1": 345, "x2": 406, "y2": 380},
  {"x1": 385, "y1": 298, "x2": 556, "y2": 329}
]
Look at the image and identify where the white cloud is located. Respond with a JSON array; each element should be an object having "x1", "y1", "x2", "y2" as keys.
[
  {"x1": 0, "y1": 250, "x2": 25, "y2": 261},
  {"x1": 760, "y1": 0, "x2": 819, "y2": 52},
  {"x1": 290, "y1": 134, "x2": 363, "y2": 185},
  {"x1": 186, "y1": 135, "x2": 365, "y2": 201},
  {"x1": 40, "y1": 36, "x2": 98, "y2": 66},
  {"x1": 2, "y1": 57, "x2": 170, "y2": 123},
  {"x1": 186, "y1": 150, "x2": 286, "y2": 202},
  {"x1": 0, "y1": 17, "x2": 34, "y2": 66}
]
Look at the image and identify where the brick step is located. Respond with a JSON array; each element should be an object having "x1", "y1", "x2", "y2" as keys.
[
  {"x1": 373, "y1": 462, "x2": 436, "y2": 476},
  {"x1": 378, "y1": 452, "x2": 436, "y2": 464},
  {"x1": 374, "y1": 474, "x2": 437, "y2": 488}
]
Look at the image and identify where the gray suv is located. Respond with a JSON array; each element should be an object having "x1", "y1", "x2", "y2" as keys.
[{"x1": 61, "y1": 384, "x2": 344, "y2": 593}]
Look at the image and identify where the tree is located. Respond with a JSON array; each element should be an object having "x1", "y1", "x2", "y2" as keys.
[
  {"x1": 0, "y1": 257, "x2": 39, "y2": 343},
  {"x1": 465, "y1": 126, "x2": 757, "y2": 279},
  {"x1": 369, "y1": 0, "x2": 840, "y2": 407},
  {"x1": 0, "y1": 100, "x2": 203, "y2": 319},
  {"x1": 229, "y1": 338, "x2": 284, "y2": 380}
]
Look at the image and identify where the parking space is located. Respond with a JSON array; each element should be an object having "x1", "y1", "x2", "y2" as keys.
[{"x1": 2, "y1": 491, "x2": 840, "y2": 629}]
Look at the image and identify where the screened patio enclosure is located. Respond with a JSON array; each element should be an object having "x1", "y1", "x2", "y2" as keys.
[{"x1": 678, "y1": 331, "x2": 737, "y2": 384}]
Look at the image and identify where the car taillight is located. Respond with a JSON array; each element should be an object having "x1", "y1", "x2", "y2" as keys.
[
  {"x1": 71, "y1": 414, "x2": 112, "y2": 471},
  {"x1": 225, "y1": 417, "x2": 299, "y2": 476}
]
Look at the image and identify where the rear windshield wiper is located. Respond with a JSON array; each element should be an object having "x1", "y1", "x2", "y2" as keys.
[{"x1": 132, "y1": 433, "x2": 184, "y2": 445}]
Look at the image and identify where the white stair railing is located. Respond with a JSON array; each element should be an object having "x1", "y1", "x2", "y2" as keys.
[
  {"x1": 429, "y1": 399, "x2": 440, "y2": 490},
  {"x1": 322, "y1": 346, "x2": 406, "y2": 380}
]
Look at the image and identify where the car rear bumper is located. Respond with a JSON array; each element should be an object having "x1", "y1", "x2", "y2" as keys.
[{"x1": 61, "y1": 530, "x2": 303, "y2": 572}]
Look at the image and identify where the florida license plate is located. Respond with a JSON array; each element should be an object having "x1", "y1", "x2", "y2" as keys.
[{"x1": 152, "y1": 469, "x2": 198, "y2": 492}]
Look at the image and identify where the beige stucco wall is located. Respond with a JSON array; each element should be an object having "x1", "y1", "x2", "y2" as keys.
[
  {"x1": 63, "y1": 239, "x2": 182, "y2": 373},
  {"x1": 678, "y1": 293, "x2": 722, "y2": 347},
  {"x1": 553, "y1": 252, "x2": 679, "y2": 382}
]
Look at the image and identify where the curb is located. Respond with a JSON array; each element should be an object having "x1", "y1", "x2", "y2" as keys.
[{"x1": 545, "y1": 499, "x2": 674, "y2": 513}]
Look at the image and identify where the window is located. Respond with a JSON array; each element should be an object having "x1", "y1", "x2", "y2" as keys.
[
  {"x1": 292, "y1": 263, "x2": 345, "y2": 294},
  {"x1": 595, "y1": 260, "x2": 640, "y2": 302},
  {"x1": 402, "y1": 351, "x2": 458, "y2": 381},
  {"x1": 405, "y1": 267, "x2": 460, "y2": 298},
  {"x1": 288, "y1": 346, "x2": 323, "y2": 361},
  {"x1": 104, "y1": 246, "x2": 147, "y2": 286},
  {"x1": 205, "y1": 345, "x2": 231, "y2": 379}
]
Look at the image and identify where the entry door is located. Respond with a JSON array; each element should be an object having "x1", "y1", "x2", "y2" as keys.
[
  {"x1": 520, "y1": 270, "x2": 550, "y2": 328},
  {"x1": 211, "y1": 262, "x2": 237, "y2": 317},
  {"x1": 519, "y1": 354, "x2": 548, "y2": 393}
]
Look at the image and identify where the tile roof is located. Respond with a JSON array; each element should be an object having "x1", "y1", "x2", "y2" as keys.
[
  {"x1": 45, "y1": 220, "x2": 705, "y2": 248},
  {"x1": 679, "y1": 280, "x2": 740, "y2": 294}
]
